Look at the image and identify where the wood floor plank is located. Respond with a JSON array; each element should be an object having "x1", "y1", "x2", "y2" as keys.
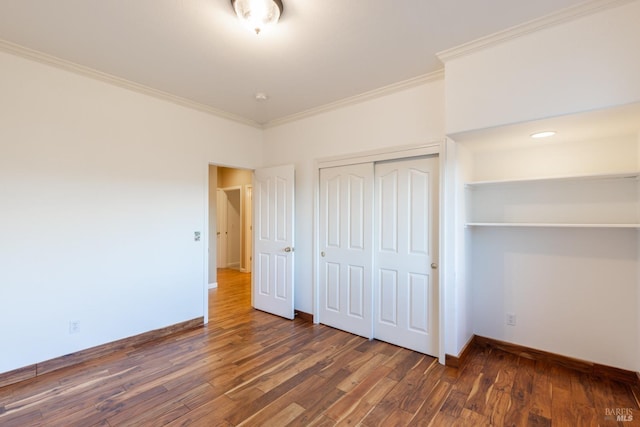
[
  {"x1": 316, "y1": 345, "x2": 368, "y2": 380},
  {"x1": 487, "y1": 389, "x2": 512, "y2": 426},
  {"x1": 503, "y1": 356, "x2": 536, "y2": 427},
  {"x1": 459, "y1": 407, "x2": 491, "y2": 425},
  {"x1": 169, "y1": 382, "x2": 219, "y2": 411},
  {"x1": 31, "y1": 384, "x2": 126, "y2": 426},
  {"x1": 355, "y1": 376, "x2": 399, "y2": 416},
  {"x1": 378, "y1": 407, "x2": 415, "y2": 426},
  {"x1": 289, "y1": 379, "x2": 346, "y2": 426},
  {"x1": 492, "y1": 351, "x2": 518, "y2": 394},
  {"x1": 263, "y1": 402, "x2": 306, "y2": 426},
  {"x1": 224, "y1": 357, "x2": 332, "y2": 425},
  {"x1": 440, "y1": 389, "x2": 468, "y2": 418},
  {"x1": 336, "y1": 352, "x2": 389, "y2": 393},
  {"x1": 406, "y1": 380, "x2": 452, "y2": 426},
  {"x1": 324, "y1": 364, "x2": 392, "y2": 422},
  {"x1": 529, "y1": 360, "x2": 553, "y2": 420},
  {"x1": 1, "y1": 268, "x2": 638, "y2": 427},
  {"x1": 589, "y1": 377, "x2": 621, "y2": 426},
  {"x1": 0, "y1": 408, "x2": 43, "y2": 427},
  {"x1": 552, "y1": 385, "x2": 579, "y2": 427},
  {"x1": 631, "y1": 382, "x2": 640, "y2": 408},
  {"x1": 463, "y1": 347, "x2": 506, "y2": 419},
  {"x1": 234, "y1": 375, "x2": 317, "y2": 426},
  {"x1": 397, "y1": 357, "x2": 440, "y2": 413},
  {"x1": 164, "y1": 394, "x2": 237, "y2": 427},
  {"x1": 384, "y1": 349, "x2": 425, "y2": 382}
]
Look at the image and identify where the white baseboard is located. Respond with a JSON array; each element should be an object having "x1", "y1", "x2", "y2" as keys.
[{"x1": 209, "y1": 282, "x2": 218, "y2": 289}]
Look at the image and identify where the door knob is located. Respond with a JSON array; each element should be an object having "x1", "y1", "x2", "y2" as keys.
[
  {"x1": 321, "y1": 251, "x2": 325, "y2": 257},
  {"x1": 284, "y1": 247, "x2": 293, "y2": 253},
  {"x1": 431, "y1": 263, "x2": 438, "y2": 269}
]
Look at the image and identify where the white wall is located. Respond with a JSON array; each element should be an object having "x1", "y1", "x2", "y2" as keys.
[
  {"x1": 452, "y1": 142, "x2": 474, "y2": 356},
  {"x1": 471, "y1": 227, "x2": 637, "y2": 370},
  {"x1": 444, "y1": 0, "x2": 640, "y2": 134},
  {"x1": 262, "y1": 81, "x2": 445, "y2": 315},
  {"x1": 0, "y1": 50, "x2": 262, "y2": 374}
]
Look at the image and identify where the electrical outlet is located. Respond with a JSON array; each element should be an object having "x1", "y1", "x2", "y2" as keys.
[
  {"x1": 69, "y1": 320, "x2": 80, "y2": 334},
  {"x1": 194, "y1": 231, "x2": 201, "y2": 242},
  {"x1": 506, "y1": 313, "x2": 517, "y2": 326}
]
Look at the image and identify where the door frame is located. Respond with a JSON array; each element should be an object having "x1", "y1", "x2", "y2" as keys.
[
  {"x1": 204, "y1": 163, "x2": 254, "y2": 325},
  {"x1": 313, "y1": 141, "x2": 449, "y2": 364},
  {"x1": 243, "y1": 184, "x2": 253, "y2": 273},
  {"x1": 219, "y1": 186, "x2": 243, "y2": 270},
  {"x1": 216, "y1": 188, "x2": 228, "y2": 270}
]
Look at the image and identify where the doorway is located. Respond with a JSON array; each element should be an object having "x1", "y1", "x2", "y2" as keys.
[
  {"x1": 208, "y1": 165, "x2": 253, "y2": 289},
  {"x1": 208, "y1": 163, "x2": 295, "y2": 322}
]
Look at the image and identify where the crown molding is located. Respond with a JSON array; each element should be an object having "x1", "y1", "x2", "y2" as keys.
[
  {"x1": 1, "y1": 38, "x2": 442, "y2": 131},
  {"x1": 437, "y1": 0, "x2": 635, "y2": 63},
  {"x1": 0, "y1": 39, "x2": 261, "y2": 129},
  {"x1": 263, "y1": 69, "x2": 445, "y2": 129}
]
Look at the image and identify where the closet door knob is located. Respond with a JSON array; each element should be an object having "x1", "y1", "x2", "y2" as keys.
[{"x1": 431, "y1": 263, "x2": 438, "y2": 269}]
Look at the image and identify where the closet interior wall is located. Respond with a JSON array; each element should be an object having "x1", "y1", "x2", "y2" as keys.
[{"x1": 457, "y1": 125, "x2": 640, "y2": 372}]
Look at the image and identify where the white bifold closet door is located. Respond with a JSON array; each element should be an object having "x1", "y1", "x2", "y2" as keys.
[{"x1": 319, "y1": 156, "x2": 439, "y2": 356}]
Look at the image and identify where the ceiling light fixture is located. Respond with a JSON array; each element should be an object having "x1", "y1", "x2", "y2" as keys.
[
  {"x1": 231, "y1": 0, "x2": 283, "y2": 35},
  {"x1": 530, "y1": 131, "x2": 557, "y2": 139}
]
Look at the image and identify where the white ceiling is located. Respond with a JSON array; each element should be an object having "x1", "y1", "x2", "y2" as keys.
[{"x1": 0, "y1": 0, "x2": 593, "y2": 126}]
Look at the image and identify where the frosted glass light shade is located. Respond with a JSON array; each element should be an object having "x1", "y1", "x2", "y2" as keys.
[{"x1": 232, "y1": 0, "x2": 283, "y2": 35}]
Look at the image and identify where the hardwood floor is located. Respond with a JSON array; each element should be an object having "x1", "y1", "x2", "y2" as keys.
[{"x1": 1, "y1": 268, "x2": 638, "y2": 426}]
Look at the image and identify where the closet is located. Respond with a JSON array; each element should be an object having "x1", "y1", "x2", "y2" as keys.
[
  {"x1": 318, "y1": 155, "x2": 439, "y2": 356},
  {"x1": 455, "y1": 102, "x2": 640, "y2": 371}
]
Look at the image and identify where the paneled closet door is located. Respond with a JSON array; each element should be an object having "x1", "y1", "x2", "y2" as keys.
[
  {"x1": 374, "y1": 156, "x2": 439, "y2": 356},
  {"x1": 319, "y1": 163, "x2": 374, "y2": 338}
]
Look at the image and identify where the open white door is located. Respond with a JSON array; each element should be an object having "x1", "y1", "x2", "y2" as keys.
[{"x1": 253, "y1": 165, "x2": 295, "y2": 319}]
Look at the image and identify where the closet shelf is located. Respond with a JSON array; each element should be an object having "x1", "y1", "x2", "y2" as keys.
[
  {"x1": 465, "y1": 171, "x2": 640, "y2": 187},
  {"x1": 466, "y1": 222, "x2": 640, "y2": 229}
]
